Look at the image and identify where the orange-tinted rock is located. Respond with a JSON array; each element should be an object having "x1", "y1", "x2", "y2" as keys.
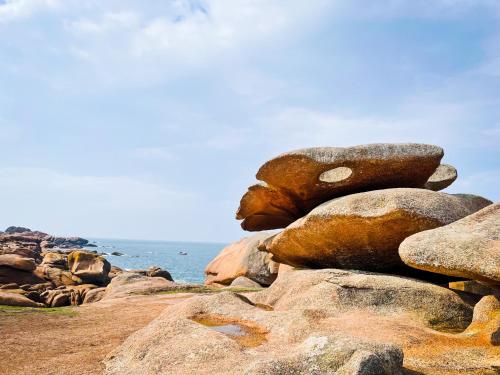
[
  {"x1": 35, "y1": 265, "x2": 78, "y2": 287},
  {"x1": 263, "y1": 189, "x2": 491, "y2": 270},
  {"x1": 205, "y1": 233, "x2": 278, "y2": 286},
  {"x1": 0, "y1": 266, "x2": 45, "y2": 286},
  {"x1": 463, "y1": 295, "x2": 500, "y2": 345},
  {"x1": 0, "y1": 291, "x2": 44, "y2": 307},
  {"x1": 400, "y1": 203, "x2": 499, "y2": 284},
  {"x1": 237, "y1": 143, "x2": 444, "y2": 231},
  {"x1": 0, "y1": 254, "x2": 36, "y2": 271},
  {"x1": 67, "y1": 251, "x2": 111, "y2": 285},
  {"x1": 40, "y1": 252, "x2": 68, "y2": 269}
]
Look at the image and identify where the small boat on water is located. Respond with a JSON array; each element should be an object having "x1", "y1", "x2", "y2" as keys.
[{"x1": 178, "y1": 251, "x2": 188, "y2": 255}]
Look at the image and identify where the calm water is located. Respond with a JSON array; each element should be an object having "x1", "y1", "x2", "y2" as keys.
[{"x1": 87, "y1": 238, "x2": 226, "y2": 284}]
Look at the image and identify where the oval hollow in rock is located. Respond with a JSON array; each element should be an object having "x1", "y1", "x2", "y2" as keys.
[
  {"x1": 319, "y1": 167, "x2": 353, "y2": 183},
  {"x1": 191, "y1": 315, "x2": 268, "y2": 348}
]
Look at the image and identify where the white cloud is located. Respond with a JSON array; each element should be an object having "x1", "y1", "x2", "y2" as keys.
[
  {"x1": 0, "y1": 167, "x2": 191, "y2": 210},
  {"x1": 1, "y1": 0, "x2": 337, "y2": 88},
  {"x1": 257, "y1": 104, "x2": 463, "y2": 152},
  {"x1": 0, "y1": 0, "x2": 65, "y2": 23}
]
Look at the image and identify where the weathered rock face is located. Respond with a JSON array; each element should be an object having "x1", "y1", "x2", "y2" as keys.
[
  {"x1": 34, "y1": 265, "x2": 78, "y2": 287},
  {"x1": 252, "y1": 269, "x2": 473, "y2": 330},
  {"x1": 237, "y1": 143, "x2": 444, "y2": 231},
  {"x1": 247, "y1": 335, "x2": 404, "y2": 375},
  {"x1": 0, "y1": 254, "x2": 36, "y2": 271},
  {"x1": 262, "y1": 189, "x2": 491, "y2": 270},
  {"x1": 205, "y1": 233, "x2": 279, "y2": 286},
  {"x1": 82, "y1": 287, "x2": 106, "y2": 304},
  {"x1": 40, "y1": 284, "x2": 98, "y2": 307},
  {"x1": 0, "y1": 266, "x2": 46, "y2": 286},
  {"x1": 463, "y1": 295, "x2": 500, "y2": 345},
  {"x1": 423, "y1": 164, "x2": 457, "y2": 191},
  {"x1": 104, "y1": 271, "x2": 493, "y2": 375},
  {"x1": 102, "y1": 273, "x2": 179, "y2": 300},
  {"x1": 67, "y1": 251, "x2": 111, "y2": 285},
  {"x1": 40, "y1": 252, "x2": 68, "y2": 269},
  {"x1": 229, "y1": 276, "x2": 263, "y2": 288},
  {"x1": 146, "y1": 267, "x2": 173, "y2": 281},
  {"x1": 0, "y1": 234, "x2": 42, "y2": 259},
  {"x1": 0, "y1": 291, "x2": 44, "y2": 307},
  {"x1": 400, "y1": 203, "x2": 499, "y2": 284},
  {"x1": 1, "y1": 227, "x2": 90, "y2": 250}
]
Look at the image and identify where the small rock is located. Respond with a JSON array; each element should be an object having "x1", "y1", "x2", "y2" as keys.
[{"x1": 229, "y1": 276, "x2": 262, "y2": 288}]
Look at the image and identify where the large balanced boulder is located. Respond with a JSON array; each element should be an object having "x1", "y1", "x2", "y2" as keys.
[
  {"x1": 205, "y1": 233, "x2": 278, "y2": 286},
  {"x1": 237, "y1": 143, "x2": 444, "y2": 231},
  {"x1": 262, "y1": 189, "x2": 491, "y2": 270},
  {"x1": 400, "y1": 203, "x2": 499, "y2": 284},
  {"x1": 67, "y1": 251, "x2": 111, "y2": 285}
]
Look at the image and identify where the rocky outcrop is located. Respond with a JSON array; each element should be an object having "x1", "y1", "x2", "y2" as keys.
[
  {"x1": 237, "y1": 143, "x2": 444, "y2": 231},
  {"x1": 262, "y1": 189, "x2": 491, "y2": 270},
  {"x1": 0, "y1": 290, "x2": 45, "y2": 307},
  {"x1": 400, "y1": 203, "x2": 499, "y2": 284},
  {"x1": 67, "y1": 251, "x2": 111, "y2": 285},
  {"x1": 0, "y1": 254, "x2": 36, "y2": 271},
  {"x1": 229, "y1": 276, "x2": 262, "y2": 288},
  {"x1": 205, "y1": 233, "x2": 278, "y2": 286},
  {"x1": 83, "y1": 287, "x2": 106, "y2": 304},
  {"x1": 252, "y1": 268, "x2": 473, "y2": 330},
  {"x1": 2, "y1": 226, "x2": 90, "y2": 249},
  {"x1": 246, "y1": 335, "x2": 404, "y2": 375},
  {"x1": 146, "y1": 266, "x2": 173, "y2": 281},
  {"x1": 0, "y1": 233, "x2": 42, "y2": 259},
  {"x1": 41, "y1": 284, "x2": 99, "y2": 307},
  {"x1": 0, "y1": 266, "x2": 46, "y2": 286},
  {"x1": 104, "y1": 274, "x2": 492, "y2": 375},
  {"x1": 0, "y1": 227, "x2": 175, "y2": 308},
  {"x1": 423, "y1": 164, "x2": 457, "y2": 191},
  {"x1": 463, "y1": 295, "x2": 500, "y2": 345},
  {"x1": 102, "y1": 273, "x2": 180, "y2": 300}
]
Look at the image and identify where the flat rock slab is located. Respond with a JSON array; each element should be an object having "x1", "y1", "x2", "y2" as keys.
[
  {"x1": 400, "y1": 203, "x2": 499, "y2": 284},
  {"x1": 263, "y1": 188, "x2": 491, "y2": 270},
  {"x1": 237, "y1": 143, "x2": 445, "y2": 231},
  {"x1": 104, "y1": 269, "x2": 498, "y2": 374}
]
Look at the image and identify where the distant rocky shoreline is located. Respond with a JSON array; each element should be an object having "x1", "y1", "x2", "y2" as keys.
[{"x1": 0, "y1": 226, "x2": 180, "y2": 308}]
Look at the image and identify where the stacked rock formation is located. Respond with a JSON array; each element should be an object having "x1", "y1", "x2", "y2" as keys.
[
  {"x1": 206, "y1": 143, "x2": 492, "y2": 282},
  {"x1": 190, "y1": 143, "x2": 498, "y2": 373}
]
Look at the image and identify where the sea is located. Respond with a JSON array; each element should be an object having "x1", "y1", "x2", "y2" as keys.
[{"x1": 87, "y1": 238, "x2": 226, "y2": 284}]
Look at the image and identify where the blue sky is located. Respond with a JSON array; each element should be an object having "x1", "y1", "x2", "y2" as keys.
[{"x1": 0, "y1": 0, "x2": 498, "y2": 241}]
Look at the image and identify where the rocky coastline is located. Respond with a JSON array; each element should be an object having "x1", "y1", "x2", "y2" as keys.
[{"x1": 1, "y1": 143, "x2": 498, "y2": 374}]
